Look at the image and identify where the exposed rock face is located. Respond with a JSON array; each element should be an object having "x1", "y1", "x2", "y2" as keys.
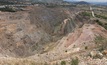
[
  {"x1": 0, "y1": 5, "x2": 107, "y2": 65},
  {"x1": 0, "y1": 6, "x2": 88, "y2": 57},
  {"x1": 90, "y1": 51, "x2": 103, "y2": 59}
]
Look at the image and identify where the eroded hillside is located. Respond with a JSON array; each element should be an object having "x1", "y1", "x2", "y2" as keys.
[
  {"x1": 0, "y1": 6, "x2": 89, "y2": 57},
  {"x1": 0, "y1": 5, "x2": 107, "y2": 65}
]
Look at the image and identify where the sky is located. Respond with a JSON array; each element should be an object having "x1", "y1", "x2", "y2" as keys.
[{"x1": 64, "y1": 0, "x2": 107, "y2": 2}]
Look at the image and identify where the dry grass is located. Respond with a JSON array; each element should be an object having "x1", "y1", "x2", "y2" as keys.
[
  {"x1": 0, "y1": 57, "x2": 44, "y2": 65},
  {"x1": 94, "y1": 35, "x2": 107, "y2": 51}
]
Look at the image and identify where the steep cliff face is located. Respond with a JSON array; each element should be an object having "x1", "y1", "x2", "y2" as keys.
[{"x1": 29, "y1": 6, "x2": 89, "y2": 36}]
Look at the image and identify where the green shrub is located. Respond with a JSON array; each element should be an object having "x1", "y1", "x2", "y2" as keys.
[
  {"x1": 98, "y1": 46, "x2": 105, "y2": 52},
  {"x1": 104, "y1": 25, "x2": 107, "y2": 30},
  {"x1": 61, "y1": 61, "x2": 66, "y2": 65},
  {"x1": 82, "y1": 12, "x2": 91, "y2": 17},
  {"x1": 0, "y1": 7, "x2": 16, "y2": 12},
  {"x1": 71, "y1": 58, "x2": 79, "y2": 65},
  {"x1": 95, "y1": 19, "x2": 103, "y2": 26},
  {"x1": 65, "y1": 50, "x2": 67, "y2": 52},
  {"x1": 85, "y1": 46, "x2": 88, "y2": 50}
]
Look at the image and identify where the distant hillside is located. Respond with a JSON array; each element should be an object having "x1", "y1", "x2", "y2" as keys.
[
  {"x1": 97, "y1": 2, "x2": 107, "y2": 6},
  {"x1": 0, "y1": 0, "x2": 31, "y2": 5},
  {"x1": 90, "y1": 2, "x2": 107, "y2": 6},
  {"x1": 74, "y1": 1, "x2": 90, "y2": 5},
  {"x1": 31, "y1": 0, "x2": 63, "y2": 3},
  {"x1": 0, "y1": 0, "x2": 14, "y2": 5}
]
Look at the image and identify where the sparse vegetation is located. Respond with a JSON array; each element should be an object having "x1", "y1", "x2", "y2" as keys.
[
  {"x1": 95, "y1": 14, "x2": 107, "y2": 20},
  {"x1": 0, "y1": 59, "x2": 39, "y2": 65},
  {"x1": 82, "y1": 12, "x2": 91, "y2": 17},
  {"x1": 71, "y1": 58, "x2": 79, "y2": 65},
  {"x1": 44, "y1": 62, "x2": 48, "y2": 65},
  {"x1": 61, "y1": 61, "x2": 66, "y2": 65},
  {"x1": 73, "y1": 45, "x2": 76, "y2": 48},
  {"x1": 55, "y1": 62, "x2": 58, "y2": 65},
  {"x1": 94, "y1": 36, "x2": 107, "y2": 52},
  {"x1": 103, "y1": 25, "x2": 107, "y2": 30},
  {"x1": 85, "y1": 46, "x2": 88, "y2": 50},
  {"x1": 95, "y1": 14, "x2": 107, "y2": 30},
  {"x1": 94, "y1": 35, "x2": 105, "y2": 44},
  {"x1": 95, "y1": 19, "x2": 107, "y2": 30},
  {"x1": 0, "y1": 7, "x2": 16, "y2": 12},
  {"x1": 95, "y1": 19, "x2": 103, "y2": 26},
  {"x1": 31, "y1": 62, "x2": 36, "y2": 65},
  {"x1": 65, "y1": 50, "x2": 67, "y2": 52},
  {"x1": 0, "y1": 3, "x2": 107, "y2": 65},
  {"x1": 99, "y1": 46, "x2": 105, "y2": 52}
]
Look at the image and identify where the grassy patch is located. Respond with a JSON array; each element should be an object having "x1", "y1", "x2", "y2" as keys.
[
  {"x1": 95, "y1": 19, "x2": 103, "y2": 26},
  {"x1": 71, "y1": 58, "x2": 79, "y2": 65},
  {"x1": 94, "y1": 35, "x2": 105, "y2": 44},
  {"x1": 95, "y1": 19, "x2": 107, "y2": 30},
  {"x1": 94, "y1": 36, "x2": 107, "y2": 51},
  {"x1": 82, "y1": 12, "x2": 91, "y2": 17},
  {"x1": 85, "y1": 46, "x2": 88, "y2": 50},
  {"x1": 61, "y1": 61, "x2": 66, "y2": 65},
  {"x1": 0, "y1": 58, "x2": 44, "y2": 65},
  {"x1": 95, "y1": 14, "x2": 107, "y2": 20},
  {"x1": 103, "y1": 25, "x2": 107, "y2": 30}
]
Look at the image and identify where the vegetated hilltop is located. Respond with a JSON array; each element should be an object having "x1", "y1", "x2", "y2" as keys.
[
  {"x1": 74, "y1": 1, "x2": 90, "y2": 5},
  {"x1": 0, "y1": 5, "x2": 107, "y2": 65}
]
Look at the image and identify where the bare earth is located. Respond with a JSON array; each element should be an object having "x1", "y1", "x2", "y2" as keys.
[{"x1": 0, "y1": 6, "x2": 107, "y2": 65}]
